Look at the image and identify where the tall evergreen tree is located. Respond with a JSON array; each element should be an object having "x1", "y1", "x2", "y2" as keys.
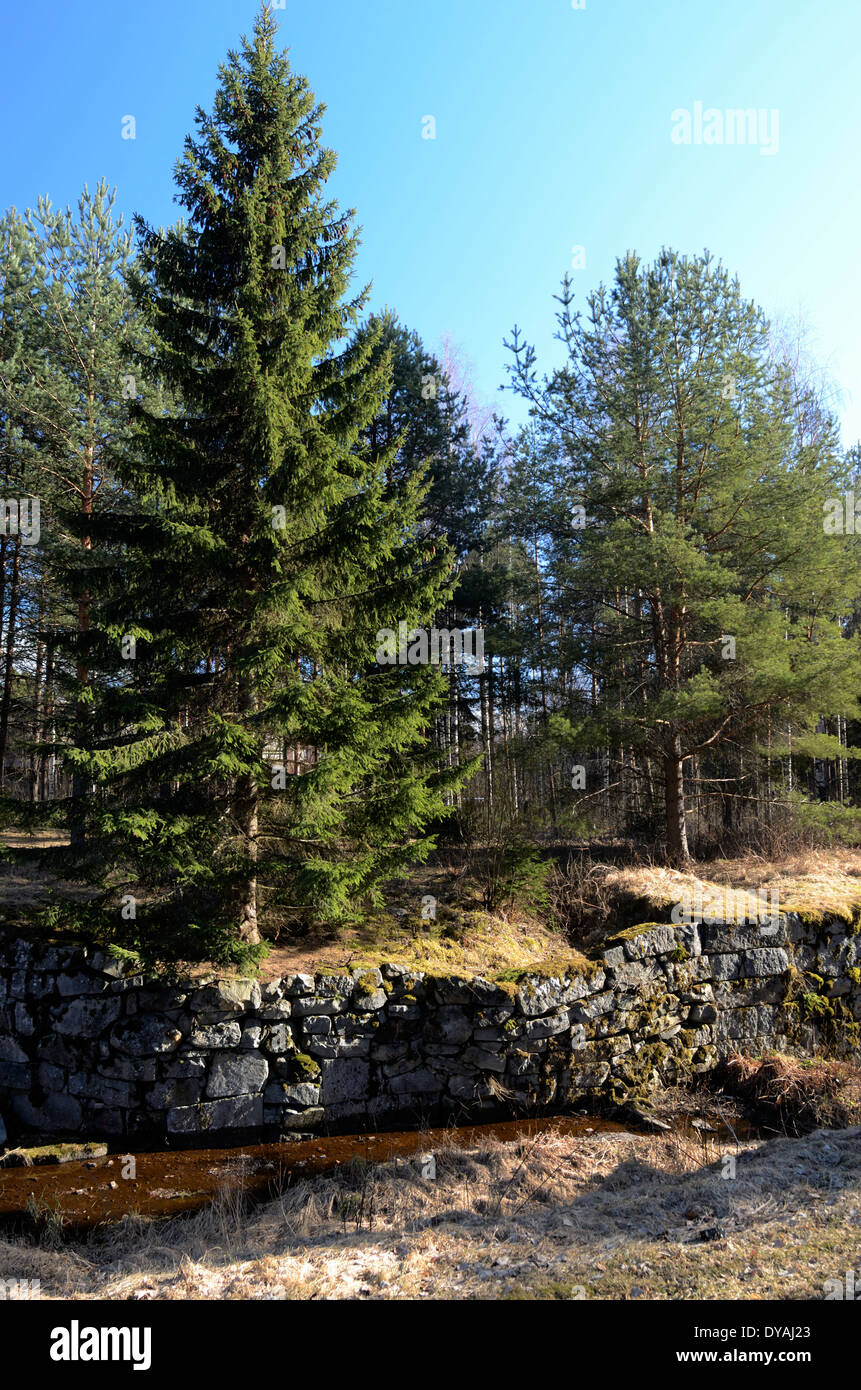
[
  {"x1": 54, "y1": 7, "x2": 460, "y2": 966},
  {"x1": 507, "y1": 249, "x2": 861, "y2": 863},
  {"x1": 0, "y1": 187, "x2": 139, "y2": 813}
]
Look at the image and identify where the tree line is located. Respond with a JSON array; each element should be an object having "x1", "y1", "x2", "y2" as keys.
[{"x1": 0, "y1": 7, "x2": 858, "y2": 964}]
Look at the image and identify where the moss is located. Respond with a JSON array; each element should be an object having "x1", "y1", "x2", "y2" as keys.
[
  {"x1": 283, "y1": 1052, "x2": 321, "y2": 1082},
  {"x1": 603, "y1": 922, "x2": 670, "y2": 949},
  {"x1": 781, "y1": 968, "x2": 861, "y2": 1055},
  {"x1": 1, "y1": 1140, "x2": 108, "y2": 1167},
  {"x1": 354, "y1": 971, "x2": 381, "y2": 996},
  {"x1": 494, "y1": 951, "x2": 602, "y2": 985}
]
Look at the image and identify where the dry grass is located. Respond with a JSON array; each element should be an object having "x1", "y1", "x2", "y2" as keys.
[
  {"x1": 255, "y1": 905, "x2": 564, "y2": 982},
  {"x1": 1, "y1": 1123, "x2": 859, "y2": 1301},
  {"x1": 724, "y1": 1053, "x2": 861, "y2": 1133},
  {"x1": 604, "y1": 848, "x2": 861, "y2": 927}
]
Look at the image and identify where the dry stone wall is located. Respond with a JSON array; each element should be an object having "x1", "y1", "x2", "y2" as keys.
[{"x1": 0, "y1": 911, "x2": 859, "y2": 1145}]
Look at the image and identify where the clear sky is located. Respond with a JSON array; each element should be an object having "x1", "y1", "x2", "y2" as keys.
[{"x1": 2, "y1": 0, "x2": 859, "y2": 444}]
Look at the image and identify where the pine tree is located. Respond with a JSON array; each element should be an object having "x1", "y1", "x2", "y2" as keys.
[
  {"x1": 507, "y1": 249, "x2": 861, "y2": 863},
  {"x1": 0, "y1": 186, "x2": 139, "y2": 820},
  {"x1": 56, "y1": 7, "x2": 460, "y2": 967}
]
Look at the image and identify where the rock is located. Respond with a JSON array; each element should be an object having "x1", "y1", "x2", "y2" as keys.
[
  {"x1": 167, "y1": 1096, "x2": 262, "y2": 1134},
  {"x1": 12, "y1": 1092, "x2": 83, "y2": 1132},
  {"x1": 604, "y1": 960, "x2": 661, "y2": 989},
  {"x1": 67, "y1": 1072, "x2": 139, "y2": 1107},
  {"x1": 14, "y1": 1003, "x2": 34, "y2": 1036},
  {"x1": 57, "y1": 971, "x2": 111, "y2": 997},
  {"x1": 507, "y1": 1009, "x2": 570, "y2": 1041},
  {"x1": 448, "y1": 1075, "x2": 493, "y2": 1101},
  {"x1": 109, "y1": 1015, "x2": 182, "y2": 1056},
  {"x1": 265, "y1": 1107, "x2": 324, "y2": 1131},
  {"x1": 475, "y1": 1005, "x2": 514, "y2": 1026},
  {"x1": 162, "y1": 1055, "x2": 206, "y2": 1081},
  {"x1": 281, "y1": 974, "x2": 315, "y2": 996},
  {"x1": 206, "y1": 1052, "x2": 269, "y2": 1098},
  {"x1": 742, "y1": 948, "x2": 790, "y2": 978},
  {"x1": 260, "y1": 1023, "x2": 294, "y2": 1054},
  {"x1": 619, "y1": 925, "x2": 678, "y2": 960},
  {"x1": 687, "y1": 1002, "x2": 717, "y2": 1023},
  {"x1": 462, "y1": 1046, "x2": 506, "y2": 1074},
  {"x1": 710, "y1": 953, "x2": 742, "y2": 981},
  {"x1": 53, "y1": 996, "x2": 122, "y2": 1039},
  {"x1": 0, "y1": 1035, "x2": 28, "y2": 1064},
  {"x1": 386, "y1": 1001, "x2": 421, "y2": 1020},
  {"x1": 258, "y1": 1000, "x2": 292, "y2": 1020},
  {"x1": 188, "y1": 979, "x2": 261, "y2": 1017},
  {"x1": 353, "y1": 987, "x2": 387, "y2": 1011},
  {"x1": 429, "y1": 976, "x2": 478, "y2": 1005},
  {"x1": 370, "y1": 1041, "x2": 410, "y2": 1062},
  {"x1": 699, "y1": 921, "x2": 783, "y2": 953},
  {"x1": 0, "y1": 1111, "x2": 6, "y2": 1147},
  {"x1": 1, "y1": 1139, "x2": 107, "y2": 1166},
  {"x1": 292, "y1": 995, "x2": 347, "y2": 1018},
  {"x1": 320, "y1": 1058, "x2": 371, "y2": 1104},
  {"x1": 388, "y1": 1067, "x2": 441, "y2": 1096},
  {"x1": 263, "y1": 1082, "x2": 321, "y2": 1107},
  {"x1": 189, "y1": 1021, "x2": 242, "y2": 1048},
  {"x1": 433, "y1": 1006, "x2": 473, "y2": 1044},
  {"x1": 146, "y1": 1077, "x2": 204, "y2": 1109},
  {"x1": 516, "y1": 969, "x2": 604, "y2": 1017}
]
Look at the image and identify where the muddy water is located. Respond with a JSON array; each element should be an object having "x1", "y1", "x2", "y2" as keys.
[{"x1": 0, "y1": 1115, "x2": 630, "y2": 1231}]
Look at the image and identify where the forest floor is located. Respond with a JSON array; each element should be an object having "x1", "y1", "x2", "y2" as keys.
[
  {"x1": 1, "y1": 835, "x2": 860, "y2": 980},
  {"x1": 2, "y1": 1117, "x2": 858, "y2": 1301}
]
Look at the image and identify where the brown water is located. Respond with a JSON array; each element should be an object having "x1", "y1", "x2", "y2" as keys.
[{"x1": 0, "y1": 1115, "x2": 629, "y2": 1231}]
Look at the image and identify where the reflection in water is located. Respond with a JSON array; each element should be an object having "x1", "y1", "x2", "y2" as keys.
[{"x1": 1, "y1": 1114, "x2": 636, "y2": 1229}]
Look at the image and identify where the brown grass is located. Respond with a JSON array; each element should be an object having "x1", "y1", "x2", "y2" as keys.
[
  {"x1": 724, "y1": 1053, "x2": 861, "y2": 1133},
  {"x1": 603, "y1": 848, "x2": 861, "y2": 926},
  {"x1": 1, "y1": 1122, "x2": 859, "y2": 1301}
]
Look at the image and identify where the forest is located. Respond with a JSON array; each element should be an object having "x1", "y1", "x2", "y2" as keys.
[{"x1": 1, "y1": 7, "x2": 860, "y2": 972}]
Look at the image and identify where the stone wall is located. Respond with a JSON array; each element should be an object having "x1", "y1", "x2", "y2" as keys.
[{"x1": 0, "y1": 911, "x2": 859, "y2": 1145}]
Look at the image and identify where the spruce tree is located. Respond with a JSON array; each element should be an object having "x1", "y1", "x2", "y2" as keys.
[{"x1": 56, "y1": 7, "x2": 459, "y2": 966}]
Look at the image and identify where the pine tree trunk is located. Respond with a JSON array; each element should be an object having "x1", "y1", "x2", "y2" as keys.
[
  {"x1": 0, "y1": 535, "x2": 21, "y2": 789},
  {"x1": 664, "y1": 737, "x2": 690, "y2": 865},
  {"x1": 42, "y1": 638, "x2": 55, "y2": 802},
  {"x1": 31, "y1": 587, "x2": 45, "y2": 802},
  {"x1": 70, "y1": 443, "x2": 94, "y2": 848},
  {"x1": 235, "y1": 677, "x2": 260, "y2": 944}
]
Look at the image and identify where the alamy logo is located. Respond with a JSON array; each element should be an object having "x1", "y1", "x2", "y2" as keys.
[
  {"x1": 0, "y1": 1276, "x2": 40, "y2": 1299},
  {"x1": 50, "y1": 1321, "x2": 152, "y2": 1371},
  {"x1": 824, "y1": 1269, "x2": 859, "y2": 1300},
  {"x1": 671, "y1": 886, "x2": 780, "y2": 932},
  {"x1": 376, "y1": 622, "x2": 486, "y2": 673},
  {"x1": 824, "y1": 493, "x2": 861, "y2": 534},
  {"x1": 0, "y1": 497, "x2": 40, "y2": 545},
  {"x1": 671, "y1": 103, "x2": 780, "y2": 156}
]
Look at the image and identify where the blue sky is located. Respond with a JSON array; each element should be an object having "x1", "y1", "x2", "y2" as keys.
[{"x1": 3, "y1": 0, "x2": 859, "y2": 443}]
